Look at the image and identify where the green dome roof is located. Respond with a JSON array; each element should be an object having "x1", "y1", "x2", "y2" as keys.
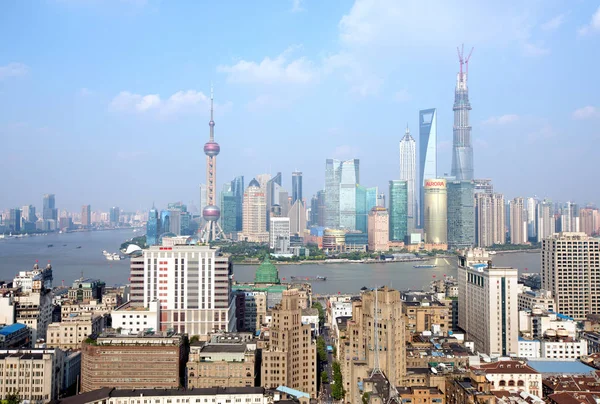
[{"x1": 254, "y1": 255, "x2": 280, "y2": 284}]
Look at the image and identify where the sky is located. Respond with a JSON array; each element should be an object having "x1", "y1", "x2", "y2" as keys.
[{"x1": 1, "y1": 0, "x2": 599, "y2": 213}]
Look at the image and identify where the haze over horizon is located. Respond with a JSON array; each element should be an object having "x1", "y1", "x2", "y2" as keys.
[{"x1": 1, "y1": 0, "x2": 599, "y2": 212}]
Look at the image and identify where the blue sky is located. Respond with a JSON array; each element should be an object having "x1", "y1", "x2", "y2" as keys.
[{"x1": 1, "y1": 0, "x2": 599, "y2": 212}]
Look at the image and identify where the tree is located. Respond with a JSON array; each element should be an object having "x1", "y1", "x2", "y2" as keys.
[
  {"x1": 317, "y1": 336, "x2": 327, "y2": 362},
  {"x1": 5, "y1": 392, "x2": 20, "y2": 404},
  {"x1": 312, "y1": 301, "x2": 325, "y2": 328},
  {"x1": 321, "y1": 370, "x2": 329, "y2": 384},
  {"x1": 331, "y1": 361, "x2": 345, "y2": 400}
]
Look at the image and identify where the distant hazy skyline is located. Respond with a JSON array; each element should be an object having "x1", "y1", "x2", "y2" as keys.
[{"x1": 1, "y1": 1, "x2": 599, "y2": 212}]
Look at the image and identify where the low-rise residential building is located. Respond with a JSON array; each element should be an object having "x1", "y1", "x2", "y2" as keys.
[
  {"x1": 405, "y1": 336, "x2": 473, "y2": 369},
  {"x1": 0, "y1": 348, "x2": 64, "y2": 403},
  {"x1": 402, "y1": 290, "x2": 451, "y2": 338},
  {"x1": 518, "y1": 287, "x2": 556, "y2": 312},
  {"x1": 445, "y1": 369, "x2": 495, "y2": 404},
  {"x1": 47, "y1": 312, "x2": 104, "y2": 350},
  {"x1": 581, "y1": 332, "x2": 600, "y2": 354},
  {"x1": 396, "y1": 386, "x2": 445, "y2": 404},
  {"x1": 111, "y1": 300, "x2": 160, "y2": 335},
  {"x1": 469, "y1": 359, "x2": 542, "y2": 396},
  {"x1": 60, "y1": 299, "x2": 113, "y2": 321},
  {"x1": 68, "y1": 278, "x2": 105, "y2": 303},
  {"x1": 80, "y1": 332, "x2": 186, "y2": 392},
  {"x1": 518, "y1": 337, "x2": 588, "y2": 359},
  {"x1": 186, "y1": 333, "x2": 257, "y2": 389},
  {"x1": 301, "y1": 307, "x2": 319, "y2": 337},
  {"x1": 542, "y1": 373, "x2": 600, "y2": 397},
  {"x1": 0, "y1": 323, "x2": 30, "y2": 348},
  {"x1": 519, "y1": 309, "x2": 577, "y2": 340}
]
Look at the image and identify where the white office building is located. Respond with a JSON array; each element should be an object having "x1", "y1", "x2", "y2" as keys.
[
  {"x1": 269, "y1": 217, "x2": 290, "y2": 254},
  {"x1": 111, "y1": 300, "x2": 160, "y2": 335},
  {"x1": 458, "y1": 248, "x2": 518, "y2": 356},
  {"x1": 142, "y1": 239, "x2": 236, "y2": 335}
]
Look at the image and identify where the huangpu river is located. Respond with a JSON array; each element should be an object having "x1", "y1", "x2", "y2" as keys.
[{"x1": 0, "y1": 230, "x2": 541, "y2": 293}]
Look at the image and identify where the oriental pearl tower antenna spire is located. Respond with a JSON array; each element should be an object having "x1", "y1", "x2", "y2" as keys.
[{"x1": 201, "y1": 85, "x2": 226, "y2": 242}]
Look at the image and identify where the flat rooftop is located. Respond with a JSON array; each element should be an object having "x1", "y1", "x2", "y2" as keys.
[{"x1": 528, "y1": 360, "x2": 594, "y2": 375}]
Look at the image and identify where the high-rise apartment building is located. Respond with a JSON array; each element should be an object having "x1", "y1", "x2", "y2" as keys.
[
  {"x1": 399, "y1": 126, "x2": 417, "y2": 232},
  {"x1": 368, "y1": 207, "x2": 389, "y2": 252},
  {"x1": 526, "y1": 197, "x2": 538, "y2": 241},
  {"x1": 561, "y1": 202, "x2": 580, "y2": 232},
  {"x1": 292, "y1": 171, "x2": 302, "y2": 205},
  {"x1": 109, "y1": 207, "x2": 120, "y2": 225},
  {"x1": 537, "y1": 199, "x2": 555, "y2": 242},
  {"x1": 288, "y1": 200, "x2": 306, "y2": 235},
  {"x1": 269, "y1": 217, "x2": 290, "y2": 253},
  {"x1": 423, "y1": 179, "x2": 447, "y2": 244},
  {"x1": 310, "y1": 190, "x2": 326, "y2": 227},
  {"x1": 451, "y1": 48, "x2": 474, "y2": 181},
  {"x1": 261, "y1": 289, "x2": 317, "y2": 397},
  {"x1": 81, "y1": 205, "x2": 91, "y2": 228},
  {"x1": 142, "y1": 241, "x2": 235, "y2": 334},
  {"x1": 241, "y1": 179, "x2": 268, "y2": 243},
  {"x1": 146, "y1": 206, "x2": 160, "y2": 246},
  {"x1": 541, "y1": 232, "x2": 600, "y2": 320},
  {"x1": 475, "y1": 193, "x2": 506, "y2": 247},
  {"x1": 355, "y1": 185, "x2": 377, "y2": 233},
  {"x1": 447, "y1": 180, "x2": 475, "y2": 250},
  {"x1": 325, "y1": 159, "x2": 341, "y2": 228},
  {"x1": 21, "y1": 204, "x2": 36, "y2": 223},
  {"x1": 339, "y1": 159, "x2": 360, "y2": 230},
  {"x1": 220, "y1": 184, "x2": 237, "y2": 236},
  {"x1": 42, "y1": 193, "x2": 57, "y2": 221},
  {"x1": 474, "y1": 179, "x2": 493, "y2": 194},
  {"x1": 509, "y1": 197, "x2": 527, "y2": 245},
  {"x1": 580, "y1": 207, "x2": 600, "y2": 236},
  {"x1": 7, "y1": 208, "x2": 21, "y2": 233},
  {"x1": 458, "y1": 249, "x2": 518, "y2": 356},
  {"x1": 255, "y1": 173, "x2": 271, "y2": 192},
  {"x1": 231, "y1": 176, "x2": 245, "y2": 232},
  {"x1": 265, "y1": 172, "x2": 282, "y2": 231},
  {"x1": 419, "y1": 108, "x2": 437, "y2": 227},
  {"x1": 343, "y1": 287, "x2": 406, "y2": 403},
  {"x1": 325, "y1": 159, "x2": 359, "y2": 229},
  {"x1": 388, "y1": 180, "x2": 408, "y2": 242}
]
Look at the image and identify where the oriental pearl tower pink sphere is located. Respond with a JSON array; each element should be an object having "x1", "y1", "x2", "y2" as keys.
[{"x1": 202, "y1": 113, "x2": 221, "y2": 223}]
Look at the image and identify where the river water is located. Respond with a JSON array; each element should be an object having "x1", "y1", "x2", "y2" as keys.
[{"x1": 0, "y1": 230, "x2": 541, "y2": 294}]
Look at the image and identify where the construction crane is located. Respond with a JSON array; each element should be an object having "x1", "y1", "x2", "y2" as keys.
[{"x1": 457, "y1": 44, "x2": 474, "y2": 80}]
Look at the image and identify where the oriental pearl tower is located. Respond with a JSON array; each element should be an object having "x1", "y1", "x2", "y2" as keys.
[{"x1": 201, "y1": 87, "x2": 226, "y2": 242}]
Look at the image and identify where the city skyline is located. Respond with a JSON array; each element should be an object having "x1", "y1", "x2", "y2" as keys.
[{"x1": 1, "y1": 2, "x2": 600, "y2": 211}]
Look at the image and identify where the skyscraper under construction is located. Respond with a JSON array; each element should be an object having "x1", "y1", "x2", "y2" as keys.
[{"x1": 451, "y1": 45, "x2": 474, "y2": 181}]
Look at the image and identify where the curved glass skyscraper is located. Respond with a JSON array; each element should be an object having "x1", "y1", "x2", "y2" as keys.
[{"x1": 419, "y1": 108, "x2": 437, "y2": 228}]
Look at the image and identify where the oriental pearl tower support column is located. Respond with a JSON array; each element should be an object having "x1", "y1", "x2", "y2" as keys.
[
  {"x1": 201, "y1": 88, "x2": 226, "y2": 242},
  {"x1": 451, "y1": 45, "x2": 474, "y2": 181}
]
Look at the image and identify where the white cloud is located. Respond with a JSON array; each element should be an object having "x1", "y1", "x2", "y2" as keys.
[
  {"x1": 393, "y1": 89, "x2": 411, "y2": 102},
  {"x1": 526, "y1": 124, "x2": 557, "y2": 144},
  {"x1": 541, "y1": 14, "x2": 565, "y2": 31},
  {"x1": 522, "y1": 42, "x2": 550, "y2": 57},
  {"x1": 109, "y1": 90, "x2": 215, "y2": 118},
  {"x1": 578, "y1": 6, "x2": 600, "y2": 35},
  {"x1": 349, "y1": 76, "x2": 383, "y2": 97},
  {"x1": 572, "y1": 106, "x2": 599, "y2": 120},
  {"x1": 482, "y1": 114, "x2": 520, "y2": 125},
  {"x1": 0, "y1": 63, "x2": 29, "y2": 80},
  {"x1": 218, "y1": 47, "x2": 317, "y2": 85},
  {"x1": 79, "y1": 88, "x2": 93, "y2": 96},
  {"x1": 291, "y1": 0, "x2": 304, "y2": 13}
]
